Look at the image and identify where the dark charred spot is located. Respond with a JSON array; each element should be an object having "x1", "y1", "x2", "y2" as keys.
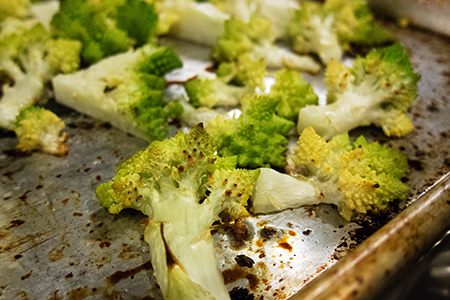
[
  {"x1": 408, "y1": 159, "x2": 424, "y2": 171},
  {"x1": 106, "y1": 261, "x2": 153, "y2": 285},
  {"x1": 193, "y1": 148, "x2": 197, "y2": 153},
  {"x1": 6, "y1": 219, "x2": 25, "y2": 230},
  {"x1": 136, "y1": 195, "x2": 143, "y2": 201},
  {"x1": 222, "y1": 179, "x2": 228, "y2": 186},
  {"x1": 374, "y1": 183, "x2": 380, "y2": 188},
  {"x1": 260, "y1": 226, "x2": 277, "y2": 240},
  {"x1": 233, "y1": 183, "x2": 238, "y2": 188},
  {"x1": 233, "y1": 219, "x2": 249, "y2": 244},
  {"x1": 229, "y1": 287, "x2": 254, "y2": 300},
  {"x1": 235, "y1": 255, "x2": 255, "y2": 268},
  {"x1": 225, "y1": 189, "x2": 232, "y2": 197},
  {"x1": 385, "y1": 82, "x2": 392, "y2": 87},
  {"x1": 199, "y1": 152, "x2": 205, "y2": 158},
  {"x1": 236, "y1": 192, "x2": 243, "y2": 197},
  {"x1": 303, "y1": 229, "x2": 312, "y2": 236},
  {"x1": 177, "y1": 165, "x2": 185, "y2": 173}
]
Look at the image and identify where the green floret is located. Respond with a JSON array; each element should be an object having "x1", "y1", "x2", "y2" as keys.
[
  {"x1": 51, "y1": 0, "x2": 158, "y2": 65},
  {"x1": 298, "y1": 44, "x2": 421, "y2": 139},
  {"x1": 14, "y1": 106, "x2": 68, "y2": 155},
  {"x1": 288, "y1": 1, "x2": 342, "y2": 64},
  {"x1": 184, "y1": 76, "x2": 245, "y2": 108},
  {"x1": 212, "y1": 15, "x2": 320, "y2": 73},
  {"x1": 96, "y1": 124, "x2": 258, "y2": 300},
  {"x1": 269, "y1": 68, "x2": 319, "y2": 122},
  {"x1": 324, "y1": 0, "x2": 393, "y2": 47},
  {"x1": 52, "y1": 44, "x2": 183, "y2": 142},
  {"x1": 0, "y1": 18, "x2": 82, "y2": 130},
  {"x1": 185, "y1": 54, "x2": 266, "y2": 108},
  {"x1": 288, "y1": 0, "x2": 393, "y2": 64},
  {"x1": 206, "y1": 95, "x2": 295, "y2": 169},
  {"x1": 0, "y1": 0, "x2": 30, "y2": 20},
  {"x1": 252, "y1": 126, "x2": 408, "y2": 220}
]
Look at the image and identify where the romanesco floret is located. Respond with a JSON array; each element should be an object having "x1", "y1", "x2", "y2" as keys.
[
  {"x1": 0, "y1": 0, "x2": 30, "y2": 20},
  {"x1": 252, "y1": 126, "x2": 409, "y2": 220},
  {"x1": 52, "y1": 44, "x2": 183, "y2": 142},
  {"x1": 185, "y1": 54, "x2": 267, "y2": 108},
  {"x1": 269, "y1": 68, "x2": 318, "y2": 122},
  {"x1": 288, "y1": 1, "x2": 342, "y2": 64},
  {"x1": 212, "y1": 15, "x2": 320, "y2": 72},
  {"x1": 324, "y1": 0, "x2": 393, "y2": 48},
  {"x1": 51, "y1": 0, "x2": 158, "y2": 65},
  {"x1": 298, "y1": 44, "x2": 421, "y2": 139},
  {"x1": 206, "y1": 95, "x2": 294, "y2": 169},
  {"x1": 209, "y1": 0, "x2": 299, "y2": 39},
  {"x1": 0, "y1": 18, "x2": 82, "y2": 130},
  {"x1": 14, "y1": 106, "x2": 68, "y2": 155},
  {"x1": 288, "y1": 0, "x2": 393, "y2": 64},
  {"x1": 96, "y1": 124, "x2": 258, "y2": 300},
  {"x1": 184, "y1": 76, "x2": 245, "y2": 108}
]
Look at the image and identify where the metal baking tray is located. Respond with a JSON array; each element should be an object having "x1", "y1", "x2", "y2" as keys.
[{"x1": 1, "y1": 21, "x2": 450, "y2": 300}]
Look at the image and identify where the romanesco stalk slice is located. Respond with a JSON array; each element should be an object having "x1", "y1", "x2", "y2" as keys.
[
  {"x1": 14, "y1": 106, "x2": 68, "y2": 155},
  {"x1": 206, "y1": 95, "x2": 294, "y2": 169},
  {"x1": 298, "y1": 44, "x2": 421, "y2": 139},
  {"x1": 252, "y1": 126, "x2": 409, "y2": 220},
  {"x1": 96, "y1": 124, "x2": 258, "y2": 300},
  {"x1": 52, "y1": 44, "x2": 183, "y2": 142}
]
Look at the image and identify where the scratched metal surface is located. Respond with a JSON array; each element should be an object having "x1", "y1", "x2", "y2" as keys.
[{"x1": 1, "y1": 23, "x2": 450, "y2": 300}]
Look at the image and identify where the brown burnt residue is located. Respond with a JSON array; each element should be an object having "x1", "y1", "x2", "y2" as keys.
[
  {"x1": 73, "y1": 212, "x2": 83, "y2": 217},
  {"x1": 106, "y1": 260, "x2": 153, "y2": 285},
  {"x1": 18, "y1": 190, "x2": 32, "y2": 203},
  {"x1": 61, "y1": 198, "x2": 69, "y2": 205},
  {"x1": 99, "y1": 241, "x2": 111, "y2": 249},
  {"x1": 3, "y1": 149, "x2": 31, "y2": 158},
  {"x1": 255, "y1": 239, "x2": 264, "y2": 248},
  {"x1": 235, "y1": 255, "x2": 255, "y2": 268},
  {"x1": 21, "y1": 271, "x2": 32, "y2": 280},
  {"x1": 256, "y1": 220, "x2": 269, "y2": 227},
  {"x1": 65, "y1": 273, "x2": 73, "y2": 280},
  {"x1": 64, "y1": 286, "x2": 99, "y2": 300},
  {"x1": 277, "y1": 236, "x2": 293, "y2": 252},
  {"x1": 48, "y1": 243, "x2": 70, "y2": 263},
  {"x1": 6, "y1": 219, "x2": 25, "y2": 230},
  {"x1": 260, "y1": 226, "x2": 277, "y2": 240},
  {"x1": 408, "y1": 159, "x2": 425, "y2": 171},
  {"x1": 118, "y1": 243, "x2": 139, "y2": 260},
  {"x1": 302, "y1": 229, "x2": 312, "y2": 236},
  {"x1": 288, "y1": 230, "x2": 297, "y2": 237}
]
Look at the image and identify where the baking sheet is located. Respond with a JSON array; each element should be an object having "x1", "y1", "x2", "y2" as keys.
[{"x1": 1, "y1": 22, "x2": 450, "y2": 300}]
